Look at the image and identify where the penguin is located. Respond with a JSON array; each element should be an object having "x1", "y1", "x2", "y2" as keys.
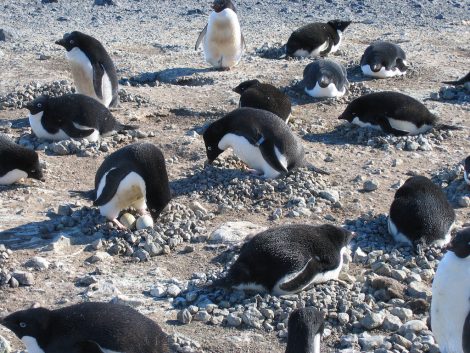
[
  {"x1": 0, "y1": 302, "x2": 170, "y2": 353},
  {"x1": 464, "y1": 156, "x2": 470, "y2": 185},
  {"x1": 213, "y1": 224, "x2": 353, "y2": 295},
  {"x1": 0, "y1": 133, "x2": 44, "y2": 185},
  {"x1": 360, "y1": 41, "x2": 408, "y2": 78},
  {"x1": 286, "y1": 308, "x2": 325, "y2": 353},
  {"x1": 56, "y1": 31, "x2": 119, "y2": 107},
  {"x1": 286, "y1": 20, "x2": 351, "y2": 58},
  {"x1": 26, "y1": 94, "x2": 136, "y2": 142},
  {"x1": 93, "y1": 143, "x2": 171, "y2": 229},
  {"x1": 233, "y1": 79, "x2": 292, "y2": 122},
  {"x1": 203, "y1": 107, "x2": 305, "y2": 179},
  {"x1": 195, "y1": 0, "x2": 245, "y2": 70},
  {"x1": 388, "y1": 176, "x2": 455, "y2": 253},
  {"x1": 338, "y1": 91, "x2": 459, "y2": 136},
  {"x1": 431, "y1": 228, "x2": 470, "y2": 353},
  {"x1": 443, "y1": 71, "x2": 470, "y2": 85},
  {"x1": 303, "y1": 59, "x2": 348, "y2": 98}
]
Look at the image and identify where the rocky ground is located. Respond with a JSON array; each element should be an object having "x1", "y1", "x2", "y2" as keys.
[{"x1": 0, "y1": 0, "x2": 469, "y2": 352}]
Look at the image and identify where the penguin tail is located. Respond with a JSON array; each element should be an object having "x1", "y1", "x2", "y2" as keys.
[
  {"x1": 69, "y1": 189, "x2": 95, "y2": 201},
  {"x1": 441, "y1": 72, "x2": 470, "y2": 86},
  {"x1": 434, "y1": 123, "x2": 463, "y2": 132},
  {"x1": 210, "y1": 275, "x2": 232, "y2": 290},
  {"x1": 118, "y1": 123, "x2": 139, "y2": 131}
]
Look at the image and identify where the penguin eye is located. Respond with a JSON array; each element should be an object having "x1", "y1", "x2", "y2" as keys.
[
  {"x1": 31, "y1": 169, "x2": 36, "y2": 173},
  {"x1": 19, "y1": 322, "x2": 27, "y2": 328},
  {"x1": 207, "y1": 146, "x2": 212, "y2": 151},
  {"x1": 37, "y1": 103, "x2": 42, "y2": 108},
  {"x1": 69, "y1": 40, "x2": 74, "y2": 44}
]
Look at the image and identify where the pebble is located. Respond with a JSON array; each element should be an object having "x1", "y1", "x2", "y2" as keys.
[
  {"x1": 177, "y1": 309, "x2": 192, "y2": 324},
  {"x1": 86, "y1": 251, "x2": 112, "y2": 264},
  {"x1": 360, "y1": 312, "x2": 384, "y2": 329},
  {"x1": 12, "y1": 271, "x2": 34, "y2": 286},
  {"x1": 0, "y1": 336, "x2": 10, "y2": 353},
  {"x1": 363, "y1": 180, "x2": 379, "y2": 192},
  {"x1": 24, "y1": 257, "x2": 50, "y2": 270},
  {"x1": 208, "y1": 221, "x2": 265, "y2": 244}
]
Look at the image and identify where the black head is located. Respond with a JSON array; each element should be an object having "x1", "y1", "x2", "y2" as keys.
[
  {"x1": 286, "y1": 308, "x2": 324, "y2": 353},
  {"x1": 319, "y1": 75, "x2": 331, "y2": 88},
  {"x1": 1, "y1": 307, "x2": 51, "y2": 340},
  {"x1": 202, "y1": 123, "x2": 224, "y2": 164},
  {"x1": 465, "y1": 156, "x2": 470, "y2": 173},
  {"x1": 327, "y1": 20, "x2": 351, "y2": 32},
  {"x1": 338, "y1": 100, "x2": 358, "y2": 122},
  {"x1": 212, "y1": 0, "x2": 236, "y2": 13},
  {"x1": 55, "y1": 31, "x2": 85, "y2": 51},
  {"x1": 446, "y1": 228, "x2": 470, "y2": 259},
  {"x1": 25, "y1": 152, "x2": 44, "y2": 182},
  {"x1": 369, "y1": 58, "x2": 383, "y2": 72},
  {"x1": 233, "y1": 79, "x2": 260, "y2": 94},
  {"x1": 324, "y1": 224, "x2": 354, "y2": 249},
  {"x1": 26, "y1": 95, "x2": 50, "y2": 115}
]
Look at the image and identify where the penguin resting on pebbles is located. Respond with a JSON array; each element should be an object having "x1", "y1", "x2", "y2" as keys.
[
  {"x1": 360, "y1": 41, "x2": 408, "y2": 78},
  {"x1": 303, "y1": 59, "x2": 348, "y2": 98}
]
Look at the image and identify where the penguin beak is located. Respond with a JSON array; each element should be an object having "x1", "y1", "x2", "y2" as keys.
[
  {"x1": 338, "y1": 114, "x2": 345, "y2": 120},
  {"x1": 319, "y1": 77, "x2": 330, "y2": 88},
  {"x1": 443, "y1": 241, "x2": 454, "y2": 252},
  {"x1": 55, "y1": 39, "x2": 66, "y2": 47},
  {"x1": 25, "y1": 102, "x2": 34, "y2": 112}
]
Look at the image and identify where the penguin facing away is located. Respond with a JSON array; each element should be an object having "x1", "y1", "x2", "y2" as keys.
[
  {"x1": 286, "y1": 20, "x2": 351, "y2": 58},
  {"x1": 56, "y1": 31, "x2": 119, "y2": 107},
  {"x1": 94, "y1": 143, "x2": 171, "y2": 229},
  {"x1": 0, "y1": 134, "x2": 44, "y2": 185},
  {"x1": 388, "y1": 176, "x2": 455, "y2": 253},
  {"x1": 360, "y1": 41, "x2": 408, "y2": 78},
  {"x1": 1, "y1": 302, "x2": 170, "y2": 353},
  {"x1": 233, "y1": 79, "x2": 292, "y2": 122},
  {"x1": 464, "y1": 156, "x2": 470, "y2": 185},
  {"x1": 443, "y1": 71, "x2": 470, "y2": 86},
  {"x1": 26, "y1": 94, "x2": 136, "y2": 142},
  {"x1": 203, "y1": 107, "x2": 305, "y2": 178},
  {"x1": 303, "y1": 59, "x2": 348, "y2": 98},
  {"x1": 286, "y1": 308, "x2": 325, "y2": 353},
  {"x1": 213, "y1": 224, "x2": 353, "y2": 295},
  {"x1": 195, "y1": 0, "x2": 245, "y2": 70},
  {"x1": 431, "y1": 228, "x2": 470, "y2": 353}
]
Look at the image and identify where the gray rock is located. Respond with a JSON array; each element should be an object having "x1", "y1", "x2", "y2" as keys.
[
  {"x1": 177, "y1": 309, "x2": 192, "y2": 324},
  {"x1": 391, "y1": 307, "x2": 413, "y2": 321},
  {"x1": 358, "y1": 333, "x2": 384, "y2": 350},
  {"x1": 399, "y1": 320, "x2": 427, "y2": 335},
  {"x1": 0, "y1": 29, "x2": 13, "y2": 42},
  {"x1": 407, "y1": 281, "x2": 431, "y2": 299},
  {"x1": 457, "y1": 196, "x2": 470, "y2": 208},
  {"x1": 383, "y1": 314, "x2": 402, "y2": 332},
  {"x1": 208, "y1": 221, "x2": 265, "y2": 244},
  {"x1": 242, "y1": 307, "x2": 263, "y2": 328},
  {"x1": 24, "y1": 257, "x2": 50, "y2": 270},
  {"x1": 12, "y1": 271, "x2": 34, "y2": 286},
  {"x1": 86, "y1": 251, "x2": 112, "y2": 264},
  {"x1": 226, "y1": 313, "x2": 242, "y2": 327},
  {"x1": 0, "y1": 335, "x2": 10, "y2": 353},
  {"x1": 193, "y1": 310, "x2": 211, "y2": 322},
  {"x1": 167, "y1": 284, "x2": 181, "y2": 297},
  {"x1": 319, "y1": 189, "x2": 340, "y2": 203},
  {"x1": 338, "y1": 312, "x2": 350, "y2": 325},
  {"x1": 363, "y1": 180, "x2": 379, "y2": 192},
  {"x1": 360, "y1": 312, "x2": 384, "y2": 329}
]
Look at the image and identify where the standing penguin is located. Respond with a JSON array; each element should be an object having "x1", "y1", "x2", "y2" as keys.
[
  {"x1": 203, "y1": 107, "x2": 305, "y2": 178},
  {"x1": 0, "y1": 134, "x2": 44, "y2": 185},
  {"x1": 195, "y1": 0, "x2": 245, "y2": 70},
  {"x1": 431, "y1": 228, "x2": 470, "y2": 353},
  {"x1": 360, "y1": 41, "x2": 408, "y2": 78},
  {"x1": 286, "y1": 308, "x2": 325, "y2": 353},
  {"x1": 443, "y1": 71, "x2": 470, "y2": 85},
  {"x1": 233, "y1": 79, "x2": 292, "y2": 122},
  {"x1": 56, "y1": 31, "x2": 119, "y2": 107},
  {"x1": 213, "y1": 224, "x2": 353, "y2": 295},
  {"x1": 303, "y1": 59, "x2": 348, "y2": 98},
  {"x1": 26, "y1": 94, "x2": 136, "y2": 142},
  {"x1": 1, "y1": 302, "x2": 170, "y2": 353},
  {"x1": 286, "y1": 20, "x2": 351, "y2": 58},
  {"x1": 464, "y1": 156, "x2": 470, "y2": 185},
  {"x1": 94, "y1": 143, "x2": 171, "y2": 229},
  {"x1": 388, "y1": 176, "x2": 455, "y2": 253}
]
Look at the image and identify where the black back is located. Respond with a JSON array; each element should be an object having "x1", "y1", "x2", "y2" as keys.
[
  {"x1": 286, "y1": 308, "x2": 324, "y2": 353},
  {"x1": 303, "y1": 59, "x2": 348, "y2": 90},
  {"x1": 447, "y1": 228, "x2": 470, "y2": 259},
  {"x1": 389, "y1": 176, "x2": 455, "y2": 247},
  {"x1": 1, "y1": 302, "x2": 169, "y2": 353},
  {"x1": 233, "y1": 80, "x2": 292, "y2": 121},
  {"x1": 0, "y1": 133, "x2": 43, "y2": 181},
  {"x1": 360, "y1": 41, "x2": 407, "y2": 72},
  {"x1": 220, "y1": 224, "x2": 352, "y2": 291},
  {"x1": 94, "y1": 143, "x2": 171, "y2": 219}
]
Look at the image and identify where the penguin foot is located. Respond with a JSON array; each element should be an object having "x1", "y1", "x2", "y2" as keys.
[
  {"x1": 246, "y1": 168, "x2": 263, "y2": 176},
  {"x1": 137, "y1": 209, "x2": 150, "y2": 216},
  {"x1": 113, "y1": 219, "x2": 128, "y2": 230}
]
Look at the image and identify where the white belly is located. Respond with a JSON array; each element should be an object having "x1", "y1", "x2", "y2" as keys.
[
  {"x1": 72, "y1": 122, "x2": 100, "y2": 142},
  {"x1": 305, "y1": 82, "x2": 345, "y2": 98},
  {"x1": 330, "y1": 30, "x2": 343, "y2": 53},
  {"x1": 351, "y1": 116, "x2": 382, "y2": 130},
  {"x1": 204, "y1": 9, "x2": 243, "y2": 68},
  {"x1": 97, "y1": 170, "x2": 147, "y2": 221},
  {"x1": 29, "y1": 112, "x2": 69, "y2": 141},
  {"x1": 388, "y1": 217, "x2": 453, "y2": 247},
  {"x1": 388, "y1": 118, "x2": 432, "y2": 135},
  {"x1": 218, "y1": 133, "x2": 285, "y2": 178},
  {"x1": 431, "y1": 252, "x2": 470, "y2": 353},
  {"x1": 22, "y1": 336, "x2": 45, "y2": 353},
  {"x1": 0, "y1": 169, "x2": 28, "y2": 185},
  {"x1": 465, "y1": 171, "x2": 470, "y2": 185},
  {"x1": 361, "y1": 64, "x2": 406, "y2": 78},
  {"x1": 293, "y1": 40, "x2": 329, "y2": 58}
]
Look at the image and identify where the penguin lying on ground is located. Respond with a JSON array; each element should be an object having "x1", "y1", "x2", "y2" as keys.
[
  {"x1": 26, "y1": 94, "x2": 136, "y2": 142},
  {"x1": 0, "y1": 133, "x2": 44, "y2": 185},
  {"x1": 286, "y1": 308, "x2": 325, "y2": 353},
  {"x1": 93, "y1": 143, "x2": 171, "y2": 229},
  {"x1": 213, "y1": 224, "x2": 353, "y2": 295},
  {"x1": 233, "y1": 79, "x2": 292, "y2": 122},
  {"x1": 388, "y1": 176, "x2": 455, "y2": 253},
  {"x1": 443, "y1": 71, "x2": 470, "y2": 85},
  {"x1": 203, "y1": 107, "x2": 305, "y2": 178},
  {"x1": 56, "y1": 31, "x2": 119, "y2": 107},
  {"x1": 431, "y1": 228, "x2": 470, "y2": 353},
  {"x1": 303, "y1": 59, "x2": 348, "y2": 98},
  {"x1": 464, "y1": 156, "x2": 470, "y2": 185},
  {"x1": 286, "y1": 20, "x2": 351, "y2": 58},
  {"x1": 1, "y1": 302, "x2": 170, "y2": 353},
  {"x1": 338, "y1": 91, "x2": 460, "y2": 136},
  {"x1": 360, "y1": 41, "x2": 408, "y2": 78},
  {"x1": 195, "y1": 0, "x2": 245, "y2": 70}
]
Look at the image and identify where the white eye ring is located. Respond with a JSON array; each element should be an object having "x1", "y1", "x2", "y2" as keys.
[
  {"x1": 70, "y1": 40, "x2": 74, "y2": 44},
  {"x1": 37, "y1": 103, "x2": 42, "y2": 108},
  {"x1": 207, "y1": 146, "x2": 212, "y2": 151},
  {"x1": 19, "y1": 322, "x2": 27, "y2": 328}
]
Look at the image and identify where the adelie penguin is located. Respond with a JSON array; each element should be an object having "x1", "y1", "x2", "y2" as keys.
[
  {"x1": 360, "y1": 41, "x2": 408, "y2": 78},
  {"x1": 388, "y1": 176, "x2": 455, "y2": 253},
  {"x1": 0, "y1": 133, "x2": 44, "y2": 185},
  {"x1": 338, "y1": 91, "x2": 460, "y2": 136},
  {"x1": 203, "y1": 107, "x2": 305, "y2": 178},
  {"x1": 443, "y1": 71, "x2": 470, "y2": 86},
  {"x1": 286, "y1": 20, "x2": 351, "y2": 58},
  {"x1": 303, "y1": 59, "x2": 348, "y2": 98},
  {"x1": 464, "y1": 156, "x2": 470, "y2": 185},
  {"x1": 431, "y1": 228, "x2": 470, "y2": 353},
  {"x1": 213, "y1": 224, "x2": 353, "y2": 295},
  {"x1": 56, "y1": 31, "x2": 119, "y2": 107},
  {"x1": 1, "y1": 302, "x2": 170, "y2": 353},
  {"x1": 286, "y1": 308, "x2": 325, "y2": 353},
  {"x1": 195, "y1": 0, "x2": 245, "y2": 70},
  {"x1": 26, "y1": 94, "x2": 136, "y2": 142},
  {"x1": 233, "y1": 79, "x2": 292, "y2": 122},
  {"x1": 93, "y1": 143, "x2": 171, "y2": 229}
]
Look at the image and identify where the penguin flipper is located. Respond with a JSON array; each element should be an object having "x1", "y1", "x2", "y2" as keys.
[
  {"x1": 377, "y1": 116, "x2": 409, "y2": 136},
  {"x1": 396, "y1": 58, "x2": 408, "y2": 72},
  {"x1": 73, "y1": 341, "x2": 105, "y2": 353},
  {"x1": 259, "y1": 139, "x2": 289, "y2": 174},
  {"x1": 442, "y1": 71, "x2": 470, "y2": 86},
  {"x1": 279, "y1": 259, "x2": 321, "y2": 293},
  {"x1": 65, "y1": 123, "x2": 96, "y2": 139},
  {"x1": 195, "y1": 25, "x2": 207, "y2": 50},
  {"x1": 94, "y1": 168, "x2": 130, "y2": 207},
  {"x1": 92, "y1": 62, "x2": 105, "y2": 100}
]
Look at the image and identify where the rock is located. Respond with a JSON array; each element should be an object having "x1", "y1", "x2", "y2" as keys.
[
  {"x1": 150, "y1": 286, "x2": 167, "y2": 297},
  {"x1": 133, "y1": 249, "x2": 150, "y2": 262},
  {"x1": 360, "y1": 312, "x2": 384, "y2": 329},
  {"x1": 76, "y1": 275, "x2": 98, "y2": 287},
  {"x1": 226, "y1": 313, "x2": 242, "y2": 327},
  {"x1": 86, "y1": 251, "x2": 112, "y2": 264},
  {"x1": 399, "y1": 320, "x2": 427, "y2": 335},
  {"x1": 457, "y1": 196, "x2": 470, "y2": 208},
  {"x1": 371, "y1": 276, "x2": 406, "y2": 299},
  {"x1": 177, "y1": 309, "x2": 192, "y2": 324},
  {"x1": 358, "y1": 333, "x2": 385, "y2": 350},
  {"x1": 167, "y1": 284, "x2": 181, "y2": 297},
  {"x1": 46, "y1": 235, "x2": 72, "y2": 252},
  {"x1": 319, "y1": 189, "x2": 339, "y2": 203},
  {"x1": 383, "y1": 315, "x2": 402, "y2": 332},
  {"x1": 407, "y1": 281, "x2": 431, "y2": 299},
  {"x1": 94, "y1": 0, "x2": 118, "y2": 5},
  {"x1": 353, "y1": 247, "x2": 368, "y2": 263},
  {"x1": 407, "y1": 298, "x2": 430, "y2": 314},
  {"x1": 12, "y1": 271, "x2": 35, "y2": 286},
  {"x1": 208, "y1": 221, "x2": 266, "y2": 244},
  {"x1": 9, "y1": 277, "x2": 19, "y2": 288},
  {"x1": 110, "y1": 295, "x2": 145, "y2": 307},
  {"x1": 24, "y1": 257, "x2": 50, "y2": 270},
  {"x1": 338, "y1": 312, "x2": 350, "y2": 325},
  {"x1": 363, "y1": 180, "x2": 378, "y2": 192},
  {"x1": 136, "y1": 215, "x2": 153, "y2": 229},
  {"x1": 0, "y1": 335, "x2": 10, "y2": 353},
  {"x1": 242, "y1": 307, "x2": 263, "y2": 328},
  {"x1": 0, "y1": 29, "x2": 13, "y2": 42},
  {"x1": 57, "y1": 204, "x2": 73, "y2": 216},
  {"x1": 193, "y1": 311, "x2": 211, "y2": 322},
  {"x1": 49, "y1": 142, "x2": 69, "y2": 155},
  {"x1": 391, "y1": 307, "x2": 413, "y2": 321},
  {"x1": 119, "y1": 213, "x2": 136, "y2": 230}
]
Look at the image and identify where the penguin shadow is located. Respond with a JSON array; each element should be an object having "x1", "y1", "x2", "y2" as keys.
[
  {"x1": 254, "y1": 43, "x2": 286, "y2": 60},
  {"x1": 427, "y1": 86, "x2": 470, "y2": 106},
  {"x1": 7, "y1": 117, "x2": 29, "y2": 129},
  {"x1": 122, "y1": 67, "x2": 215, "y2": 87}
]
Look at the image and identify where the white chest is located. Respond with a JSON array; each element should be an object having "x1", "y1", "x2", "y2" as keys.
[
  {"x1": 351, "y1": 116, "x2": 382, "y2": 130},
  {"x1": 0, "y1": 169, "x2": 28, "y2": 185},
  {"x1": 29, "y1": 112, "x2": 69, "y2": 141},
  {"x1": 21, "y1": 336, "x2": 45, "y2": 353},
  {"x1": 67, "y1": 48, "x2": 95, "y2": 96},
  {"x1": 305, "y1": 82, "x2": 345, "y2": 98},
  {"x1": 361, "y1": 64, "x2": 406, "y2": 78},
  {"x1": 330, "y1": 30, "x2": 343, "y2": 53}
]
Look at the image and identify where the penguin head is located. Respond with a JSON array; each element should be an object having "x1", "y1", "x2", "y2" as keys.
[
  {"x1": 55, "y1": 31, "x2": 85, "y2": 51},
  {"x1": 327, "y1": 20, "x2": 352, "y2": 32},
  {"x1": 286, "y1": 308, "x2": 324, "y2": 353},
  {"x1": 327, "y1": 225, "x2": 354, "y2": 248},
  {"x1": 318, "y1": 75, "x2": 331, "y2": 88},
  {"x1": 26, "y1": 95, "x2": 49, "y2": 115},
  {"x1": 446, "y1": 228, "x2": 470, "y2": 259},
  {"x1": 20, "y1": 150, "x2": 44, "y2": 182},
  {"x1": 1, "y1": 307, "x2": 51, "y2": 340},
  {"x1": 211, "y1": 0, "x2": 236, "y2": 13},
  {"x1": 338, "y1": 102, "x2": 358, "y2": 122},
  {"x1": 202, "y1": 124, "x2": 224, "y2": 164},
  {"x1": 233, "y1": 79, "x2": 260, "y2": 94},
  {"x1": 370, "y1": 58, "x2": 383, "y2": 72}
]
